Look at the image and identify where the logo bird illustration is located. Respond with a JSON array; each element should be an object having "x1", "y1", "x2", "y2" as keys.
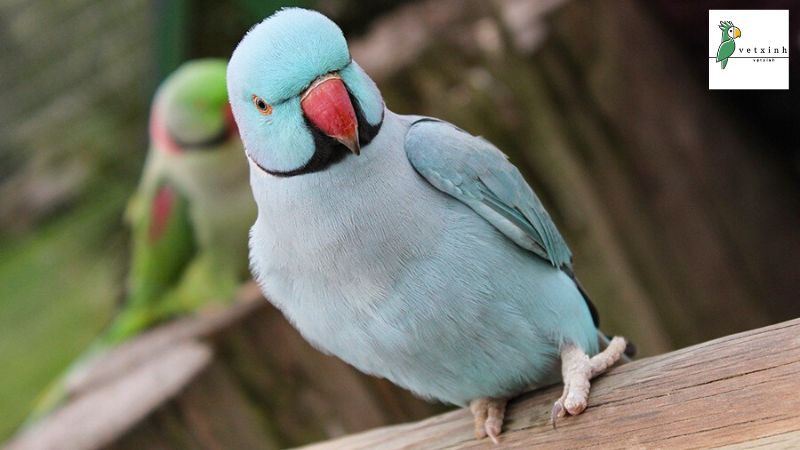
[{"x1": 716, "y1": 20, "x2": 742, "y2": 69}]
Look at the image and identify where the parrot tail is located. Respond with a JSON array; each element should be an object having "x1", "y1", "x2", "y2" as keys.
[{"x1": 721, "y1": 59, "x2": 728, "y2": 69}]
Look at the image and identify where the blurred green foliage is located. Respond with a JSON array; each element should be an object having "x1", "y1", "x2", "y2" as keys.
[{"x1": 0, "y1": 187, "x2": 127, "y2": 437}]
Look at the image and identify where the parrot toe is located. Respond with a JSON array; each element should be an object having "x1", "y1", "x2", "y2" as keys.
[
  {"x1": 590, "y1": 336, "x2": 627, "y2": 376},
  {"x1": 564, "y1": 391, "x2": 588, "y2": 415},
  {"x1": 469, "y1": 397, "x2": 507, "y2": 443}
]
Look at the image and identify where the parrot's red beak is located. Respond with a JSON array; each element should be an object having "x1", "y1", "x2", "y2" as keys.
[{"x1": 300, "y1": 73, "x2": 360, "y2": 155}]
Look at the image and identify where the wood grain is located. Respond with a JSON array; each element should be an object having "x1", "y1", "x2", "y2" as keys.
[{"x1": 302, "y1": 319, "x2": 800, "y2": 449}]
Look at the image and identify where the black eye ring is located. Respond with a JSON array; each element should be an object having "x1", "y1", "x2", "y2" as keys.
[{"x1": 252, "y1": 95, "x2": 272, "y2": 115}]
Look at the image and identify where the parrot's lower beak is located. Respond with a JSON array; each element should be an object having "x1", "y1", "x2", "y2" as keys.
[
  {"x1": 301, "y1": 73, "x2": 360, "y2": 155},
  {"x1": 734, "y1": 27, "x2": 741, "y2": 38}
]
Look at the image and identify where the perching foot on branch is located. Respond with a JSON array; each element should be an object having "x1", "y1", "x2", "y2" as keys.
[
  {"x1": 469, "y1": 397, "x2": 507, "y2": 444},
  {"x1": 552, "y1": 337, "x2": 627, "y2": 427}
]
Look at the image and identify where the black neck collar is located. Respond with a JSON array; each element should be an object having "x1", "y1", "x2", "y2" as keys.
[{"x1": 264, "y1": 92, "x2": 383, "y2": 178}]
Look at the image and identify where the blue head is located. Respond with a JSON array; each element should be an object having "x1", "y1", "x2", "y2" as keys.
[{"x1": 227, "y1": 8, "x2": 384, "y2": 177}]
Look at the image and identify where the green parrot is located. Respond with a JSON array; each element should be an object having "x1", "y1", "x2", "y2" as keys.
[
  {"x1": 716, "y1": 20, "x2": 741, "y2": 69},
  {"x1": 28, "y1": 59, "x2": 255, "y2": 420},
  {"x1": 107, "y1": 58, "x2": 255, "y2": 343}
]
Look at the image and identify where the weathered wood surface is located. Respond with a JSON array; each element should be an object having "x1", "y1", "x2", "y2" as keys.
[
  {"x1": 303, "y1": 319, "x2": 800, "y2": 449},
  {"x1": 6, "y1": 283, "x2": 442, "y2": 450}
]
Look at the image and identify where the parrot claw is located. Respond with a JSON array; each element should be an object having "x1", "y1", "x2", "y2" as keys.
[
  {"x1": 550, "y1": 399, "x2": 565, "y2": 428},
  {"x1": 469, "y1": 397, "x2": 507, "y2": 444}
]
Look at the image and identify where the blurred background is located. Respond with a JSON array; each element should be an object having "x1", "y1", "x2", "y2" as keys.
[{"x1": 1, "y1": 0, "x2": 799, "y2": 446}]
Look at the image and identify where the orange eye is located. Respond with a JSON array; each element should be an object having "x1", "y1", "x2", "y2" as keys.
[{"x1": 252, "y1": 95, "x2": 272, "y2": 115}]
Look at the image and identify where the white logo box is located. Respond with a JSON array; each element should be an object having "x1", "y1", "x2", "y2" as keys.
[{"x1": 708, "y1": 10, "x2": 789, "y2": 90}]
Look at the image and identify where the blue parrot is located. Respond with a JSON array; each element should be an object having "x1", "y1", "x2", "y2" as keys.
[{"x1": 227, "y1": 8, "x2": 629, "y2": 442}]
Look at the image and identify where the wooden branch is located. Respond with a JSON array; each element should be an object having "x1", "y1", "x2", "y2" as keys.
[{"x1": 302, "y1": 319, "x2": 800, "y2": 449}]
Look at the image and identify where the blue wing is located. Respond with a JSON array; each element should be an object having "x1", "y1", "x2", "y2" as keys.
[{"x1": 404, "y1": 118, "x2": 572, "y2": 269}]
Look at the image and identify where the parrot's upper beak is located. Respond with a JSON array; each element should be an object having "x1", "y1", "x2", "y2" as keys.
[
  {"x1": 734, "y1": 27, "x2": 741, "y2": 38},
  {"x1": 300, "y1": 73, "x2": 360, "y2": 155}
]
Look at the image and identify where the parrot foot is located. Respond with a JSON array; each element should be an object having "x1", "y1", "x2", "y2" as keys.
[
  {"x1": 550, "y1": 336, "x2": 627, "y2": 427},
  {"x1": 469, "y1": 397, "x2": 507, "y2": 444}
]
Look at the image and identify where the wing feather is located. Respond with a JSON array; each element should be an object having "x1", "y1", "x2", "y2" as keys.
[
  {"x1": 717, "y1": 39, "x2": 735, "y2": 62},
  {"x1": 405, "y1": 118, "x2": 602, "y2": 325},
  {"x1": 405, "y1": 118, "x2": 571, "y2": 269}
]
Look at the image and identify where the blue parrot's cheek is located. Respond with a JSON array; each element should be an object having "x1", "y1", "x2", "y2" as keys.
[
  {"x1": 340, "y1": 61, "x2": 384, "y2": 127},
  {"x1": 240, "y1": 99, "x2": 316, "y2": 174}
]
